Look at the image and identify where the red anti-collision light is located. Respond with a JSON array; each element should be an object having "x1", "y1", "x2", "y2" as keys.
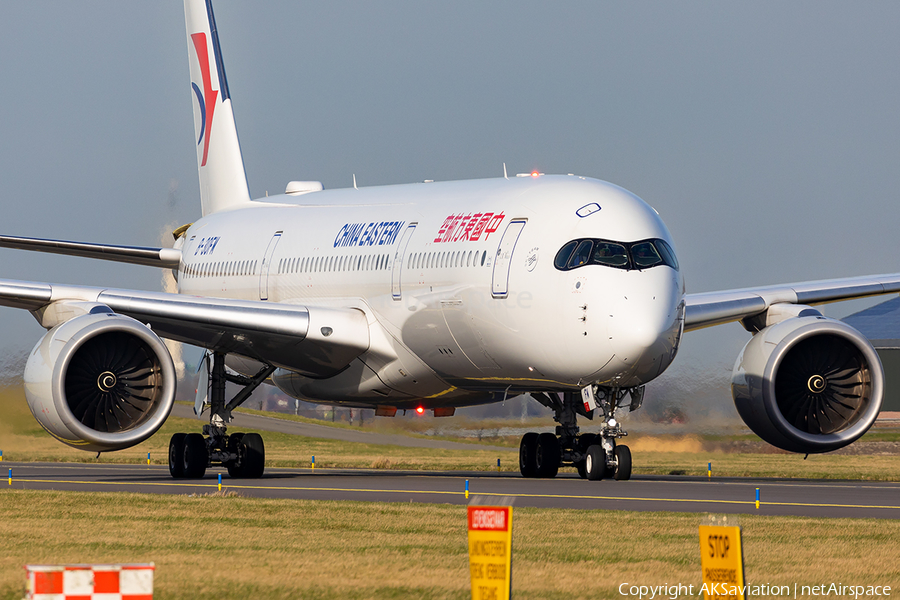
[
  {"x1": 415, "y1": 406, "x2": 425, "y2": 415},
  {"x1": 531, "y1": 171, "x2": 540, "y2": 177}
]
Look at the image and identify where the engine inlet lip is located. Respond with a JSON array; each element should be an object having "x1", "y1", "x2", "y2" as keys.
[
  {"x1": 51, "y1": 315, "x2": 176, "y2": 449},
  {"x1": 762, "y1": 319, "x2": 884, "y2": 450}
]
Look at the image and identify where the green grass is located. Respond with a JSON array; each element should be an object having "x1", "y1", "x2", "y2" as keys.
[{"x1": 0, "y1": 490, "x2": 898, "y2": 599}]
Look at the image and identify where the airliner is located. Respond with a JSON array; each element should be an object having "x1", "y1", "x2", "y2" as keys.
[{"x1": 1, "y1": 0, "x2": 897, "y2": 482}]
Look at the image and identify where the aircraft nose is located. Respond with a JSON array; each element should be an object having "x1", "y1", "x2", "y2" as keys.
[{"x1": 608, "y1": 274, "x2": 683, "y2": 381}]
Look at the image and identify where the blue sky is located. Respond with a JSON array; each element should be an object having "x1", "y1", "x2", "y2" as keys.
[{"x1": 1, "y1": 2, "x2": 898, "y2": 415}]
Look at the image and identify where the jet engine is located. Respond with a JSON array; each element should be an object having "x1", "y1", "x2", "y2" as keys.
[
  {"x1": 24, "y1": 311, "x2": 176, "y2": 452},
  {"x1": 732, "y1": 315, "x2": 883, "y2": 454}
]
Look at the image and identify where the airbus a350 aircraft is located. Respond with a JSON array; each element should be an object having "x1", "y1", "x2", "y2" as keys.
[{"x1": 1, "y1": 0, "x2": 897, "y2": 481}]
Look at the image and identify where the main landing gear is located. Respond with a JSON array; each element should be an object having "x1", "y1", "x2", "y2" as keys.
[
  {"x1": 519, "y1": 387, "x2": 642, "y2": 481},
  {"x1": 168, "y1": 352, "x2": 275, "y2": 480}
]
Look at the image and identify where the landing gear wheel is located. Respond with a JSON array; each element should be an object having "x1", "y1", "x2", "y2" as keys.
[
  {"x1": 226, "y1": 433, "x2": 245, "y2": 478},
  {"x1": 575, "y1": 434, "x2": 597, "y2": 479},
  {"x1": 168, "y1": 433, "x2": 186, "y2": 478},
  {"x1": 183, "y1": 433, "x2": 208, "y2": 479},
  {"x1": 241, "y1": 433, "x2": 266, "y2": 479},
  {"x1": 584, "y1": 445, "x2": 608, "y2": 481},
  {"x1": 613, "y1": 445, "x2": 632, "y2": 481},
  {"x1": 535, "y1": 432, "x2": 560, "y2": 478},
  {"x1": 519, "y1": 432, "x2": 539, "y2": 478}
]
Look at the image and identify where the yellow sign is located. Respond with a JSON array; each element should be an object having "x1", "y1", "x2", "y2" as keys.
[
  {"x1": 468, "y1": 506, "x2": 512, "y2": 600},
  {"x1": 699, "y1": 525, "x2": 745, "y2": 600}
]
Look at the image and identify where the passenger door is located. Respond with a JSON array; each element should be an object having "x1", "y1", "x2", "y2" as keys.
[
  {"x1": 391, "y1": 223, "x2": 417, "y2": 300},
  {"x1": 259, "y1": 231, "x2": 282, "y2": 301},
  {"x1": 491, "y1": 219, "x2": 527, "y2": 298}
]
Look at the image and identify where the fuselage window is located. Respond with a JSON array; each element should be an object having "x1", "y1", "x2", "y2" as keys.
[
  {"x1": 480, "y1": 251, "x2": 486, "y2": 267},
  {"x1": 467, "y1": 251, "x2": 472, "y2": 267}
]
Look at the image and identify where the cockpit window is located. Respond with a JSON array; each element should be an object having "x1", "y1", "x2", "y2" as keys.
[
  {"x1": 631, "y1": 241, "x2": 662, "y2": 268},
  {"x1": 553, "y1": 237, "x2": 679, "y2": 272},
  {"x1": 655, "y1": 239, "x2": 679, "y2": 270},
  {"x1": 568, "y1": 240, "x2": 594, "y2": 269},
  {"x1": 592, "y1": 241, "x2": 629, "y2": 268},
  {"x1": 554, "y1": 240, "x2": 578, "y2": 270}
]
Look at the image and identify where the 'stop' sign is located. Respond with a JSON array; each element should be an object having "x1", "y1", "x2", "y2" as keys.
[{"x1": 699, "y1": 524, "x2": 745, "y2": 600}]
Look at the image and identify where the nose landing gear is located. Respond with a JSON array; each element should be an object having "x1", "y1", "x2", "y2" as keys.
[{"x1": 520, "y1": 387, "x2": 640, "y2": 481}]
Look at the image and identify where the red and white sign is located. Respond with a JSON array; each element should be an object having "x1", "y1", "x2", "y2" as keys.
[
  {"x1": 468, "y1": 506, "x2": 510, "y2": 532},
  {"x1": 25, "y1": 564, "x2": 155, "y2": 600}
]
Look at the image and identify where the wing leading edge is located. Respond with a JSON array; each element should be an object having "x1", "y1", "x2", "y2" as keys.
[
  {"x1": 684, "y1": 273, "x2": 900, "y2": 331},
  {"x1": 0, "y1": 278, "x2": 369, "y2": 377},
  {"x1": 0, "y1": 235, "x2": 182, "y2": 269}
]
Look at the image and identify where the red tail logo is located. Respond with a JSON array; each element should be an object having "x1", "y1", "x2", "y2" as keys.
[{"x1": 191, "y1": 32, "x2": 218, "y2": 167}]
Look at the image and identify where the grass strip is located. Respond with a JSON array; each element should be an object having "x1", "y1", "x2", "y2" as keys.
[{"x1": 0, "y1": 489, "x2": 898, "y2": 599}]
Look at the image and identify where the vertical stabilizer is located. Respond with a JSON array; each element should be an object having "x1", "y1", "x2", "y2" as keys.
[{"x1": 185, "y1": 0, "x2": 252, "y2": 216}]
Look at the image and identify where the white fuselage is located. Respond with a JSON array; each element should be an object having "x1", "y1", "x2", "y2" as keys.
[{"x1": 176, "y1": 174, "x2": 685, "y2": 408}]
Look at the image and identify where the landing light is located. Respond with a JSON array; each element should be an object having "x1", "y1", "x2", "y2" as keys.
[{"x1": 415, "y1": 406, "x2": 425, "y2": 415}]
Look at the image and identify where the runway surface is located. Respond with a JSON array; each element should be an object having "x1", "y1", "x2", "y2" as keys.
[{"x1": 5, "y1": 462, "x2": 900, "y2": 519}]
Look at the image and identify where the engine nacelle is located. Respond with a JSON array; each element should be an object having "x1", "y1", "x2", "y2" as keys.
[
  {"x1": 24, "y1": 312, "x2": 176, "y2": 453},
  {"x1": 732, "y1": 315, "x2": 883, "y2": 454}
]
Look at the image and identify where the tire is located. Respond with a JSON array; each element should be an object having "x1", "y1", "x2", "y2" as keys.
[
  {"x1": 519, "y1": 432, "x2": 539, "y2": 478},
  {"x1": 226, "y1": 433, "x2": 245, "y2": 478},
  {"x1": 241, "y1": 433, "x2": 265, "y2": 479},
  {"x1": 168, "y1": 433, "x2": 186, "y2": 479},
  {"x1": 584, "y1": 444, "x2": 607, "y2": 481},
  {"x1": 535, "y1": 433, "x2": 560, "y2": 478},
  {"x1": 575, "y1": 434, "x2": 596, "y2": 479},
  {"x1": 613, "y1": 445, "x2": 632, "y2": 481},
  {"x1": 183, "y1": 433, "x2": 208, "y2": 479}
]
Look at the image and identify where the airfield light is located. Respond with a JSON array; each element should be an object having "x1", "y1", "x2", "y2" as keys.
[{"x1": 416, "y1": 406, "x2": 425, "y2": 415}]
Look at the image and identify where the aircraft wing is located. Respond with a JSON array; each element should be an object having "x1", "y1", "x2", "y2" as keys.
[
  {"x1": 684, "y1": 273, "x2": 900, "y2": 332},
  {"x1": 0, "y1": 278, "x2": 369, "y2": 377},
  {"x1": 0, "y1": 234, "x2": 182, "y2": 269}
]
